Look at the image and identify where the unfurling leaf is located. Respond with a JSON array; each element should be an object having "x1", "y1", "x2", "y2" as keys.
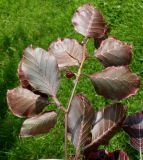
[
  {"x1": 65, "y1": 70, "x2": 75, "y2": 79},
  {"x1": 123, "y1": 111, "x2": 143, "y2": 152},
  {"x1": 72, "y1": 4, "x2": 108, "y2": 38},
  {"x1": 95, "y1": 37, "x2": 132, "y2": 67},
  {"x1": 90, "y1": 66, "x2": 140, "y2": 100},
  {"x1": 7, "y1": 87, "x2": 48, "y2": 118},
  {"x1": 22, "y1": 46, "x2": 59, "y2": 96},
  {"x1": 48, "y1": 38, "x2": 85, "y2": 69},
  {"x1": 68, "y1": 94, "x2": 94, "y2": 154},
  {"x1": 20, "y1": 111, "x2": 57, "y2": 137},
  {"x1": 84, "y1": 103, "x2": 127, "y2": 152},
  {"x1": 84, "y1": 150, "x2": 129, "y2": 160}
]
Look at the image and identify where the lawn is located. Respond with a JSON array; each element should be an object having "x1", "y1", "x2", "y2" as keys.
[{"x1": 0, "y1": 0, "x2": 143, "y2": 159}]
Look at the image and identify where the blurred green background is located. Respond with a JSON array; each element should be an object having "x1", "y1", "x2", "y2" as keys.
[{"x1": 0, "y1": 0, "x2": 143, "y2": 159}]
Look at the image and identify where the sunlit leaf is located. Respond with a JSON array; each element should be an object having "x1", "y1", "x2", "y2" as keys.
[
  {"x1": 90, "y1": 66, "x2": 140, "y2": 100},
  {"x1": 123, "y1": 111, "x2": 143, "y2": 152},
  {"x1": 84, "y1": 103, "x2": 127, "y2": 152},
  {"x1": 95, "y1": 37, "x2": 132, "y2": 67},
  {"x1": 7, "y1": 87, "x2": 49, "y2": 118},
  {"x1": 48, "y1": 38, "x2": 85, "y2": 69},
  {"x1": 20, "y1": 111, "x2": 57, "y2": 137},
  {"x1": 68, "y1": 94, "x2": 94, "y2": 154},
  {"x1": 72, "y1": 4, "x2": 108, "y2": 38},
  {"x1": 22, "y1": 45, "x2": 59, "y2": 96}
]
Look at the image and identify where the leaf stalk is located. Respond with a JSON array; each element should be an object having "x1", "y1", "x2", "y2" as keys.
[{"x1": 64, "y1": 37, "x2": 88, "y2": 160}]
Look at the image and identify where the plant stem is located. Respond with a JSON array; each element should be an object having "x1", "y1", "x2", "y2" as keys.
[
  {"x1": 67, "y1": 44, "x2": 87, "y2": 112},
  {"x1": 52, "y1": 96, "x2": 66, "y2": 113},
  {"x1": 64, "y1": 38, "x2": 88, "y2": 160},
  {"x1": 65, "y1": 113, "x2": 68, "y2": 160}
]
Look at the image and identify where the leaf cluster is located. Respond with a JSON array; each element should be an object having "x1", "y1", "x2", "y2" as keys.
[{"x1": 6, "y1": 4, "x2": 143, "y2": 160}]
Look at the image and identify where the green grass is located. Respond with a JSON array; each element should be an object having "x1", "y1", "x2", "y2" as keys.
[{"x1": 0, "y1": 0, "x2": 143, "y2": 159}]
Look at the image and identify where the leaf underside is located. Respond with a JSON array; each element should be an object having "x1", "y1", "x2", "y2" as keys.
[
  {"x1": 90, "y1": 66, "x2": 140, "y2": 100},
  {"x1": 20, "y1": 111, "x2": 57, "y2": 137},
  {"x1": 72, "y1": 4, "x2": 108, "y2": 38},
  {"x1": 22, "y1": 45, "x2": 59, "y2": 96}
]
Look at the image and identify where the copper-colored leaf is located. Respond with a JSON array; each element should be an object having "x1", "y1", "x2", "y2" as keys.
[
  {"x1": 22, "y1": 45, "x2": 59, "y2": 96},
  {"x1": 68, "y1": 94, "x2": 94, "y2": 154},
  {"x1": 84, "y1": 150, "x2": 129, "y2": 160},
  {"x1": 95, "y1": 37, "x2": 132, "y2": 67},
  {"x1": 84, "y1": 103, "x2": 127, "y2": 152},
  {"x1": 48, "y1": 38, "x2": 85, "y2": 69},
  {"x1": 123, "y1": 111, "x2": 143, "y2": 152},
  {"x1": 90, "y1": 66, "x2": 140, "y2": 100},
  {"x1": 20, "y1": 111, "x2": 57, "y2": 137},
  {"x1": 72, "y1": 4, "x2": 108, "y2": 38},
  {"x1": 7, "y1": 87, "x2": 48, "y2": 118}
]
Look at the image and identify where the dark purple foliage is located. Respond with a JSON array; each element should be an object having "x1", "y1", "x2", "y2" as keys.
[
  {"x1": 84, "y1": 150, "x2": 129, "y2": 160},
  {"x1": 123, "y1": 111, "x2": 143, "y2": 152},
  {"x1": 95, "y1": 37, "x2": 132, "y2": 67},
  {"x1": 90, "y1": 66, "x2": 140, "y2": 100}
]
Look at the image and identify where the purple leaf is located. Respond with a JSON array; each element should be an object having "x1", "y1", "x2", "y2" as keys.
[
  {"x1": 18, "y1": 60, "x2": 30, "y2": 88},
  {"x1": 68, "y1": 94, "x2": 95, "y2": 154},
  {"x1": 7, "y1": 87, "x2": 49, "y2": 118},
  {"x1": 18, "y1": 60, "x2": 48, "y2": 97},
  {"x1": 48, "y1": 38, "x2": 85, "y2": 69},
  {"x1": 22, "y1": 45, "x2": 59, "y2": 96},
  {"x1": 95, "y1": 37, "x2": 132, "y2": 67},
  {"x1": 20, "y1": 111, "x2": 57, "y2": 137},
  {"x1": 84, "y1": 150, "x2": 129, "y2": 160},
  {"x1": 84, "y1": 150, "x2": 109, "y2": 160},
  {"x1": 72, "y1": 4, "x2": 108, "y2": 38},
  {"x1": 90, "y1": 66, "x2": 140, "y2": 100},
  {"x1": 84, "y1": 103, "x2": 127, "y2": 152},
  {"x1": 123, "y1": 111, "x2": 143, "y2": 152}
]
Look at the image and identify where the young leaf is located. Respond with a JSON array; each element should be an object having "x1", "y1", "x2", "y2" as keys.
[
  {"x1": 84, "y1": 103, "x2": 127, "y2": 152},
  {"x1": 84, "y1": 150, "x2": 129, "y2": 160},
  {"x1": 20, "y1": 111, "x2": 57, "y2": 137},
  {"x1": 48, "y1": 38, "x2": 85, "y2": 69},
  {"x1": 95, "y1": 37, "x2": 132, "y2": 67},
  {"x1": 22, "y1": 45, "x2": 59, "y2": 96},
  {"x1": 123, "y1": 111, "x2": 143, "y2": 152},
  {"x1": 67, "y1": 94, "x2": 94, "y2": 155},
  {"x1": 7, "y1": 87, "x2": 49, "y2": 118},
  {"x1": 72, "y1": 4, "x2": 108, "y2": 38},
  {"x1": 90, "y1": 66, "x2": 140, "y2": 100},
  {"x1": 65, "y1": 70, "x2": 75, "y2": 79}
]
